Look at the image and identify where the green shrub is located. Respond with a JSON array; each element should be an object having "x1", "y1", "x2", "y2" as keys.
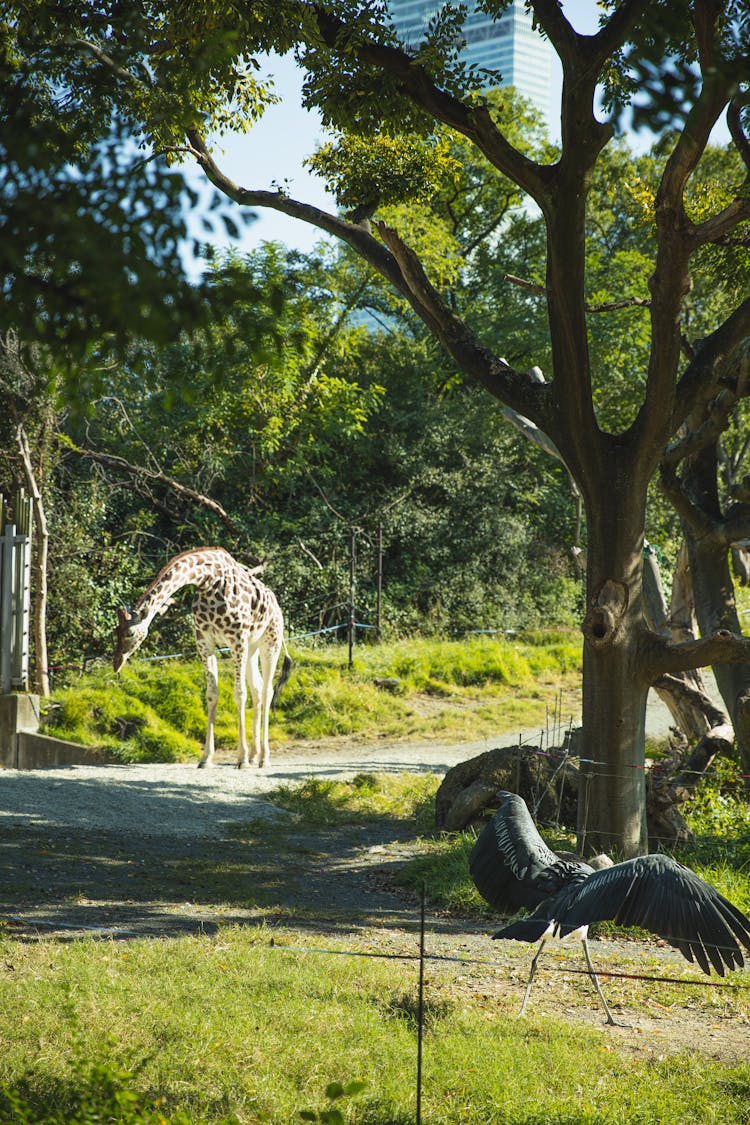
[{"x1": 0, "y1": 1058, "x2": 199, "y2": 1124}]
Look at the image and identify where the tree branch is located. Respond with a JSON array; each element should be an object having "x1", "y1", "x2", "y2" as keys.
[
  {"x1": 727, "y1": 90, "x2": 750, "y2": 174},
  {"x1": 66, "y1": 36, "x2": 144, "y2": 87},
  {"x1": 374, "y1": 220, "x2": 553, "y2": 424},
  {"x1": 690, "y1": 197, "x2": 750, "y2": 249},
  {"x1": 532, "y1": 0, "x2": 649, "y2": 67},
  {"x1": 671, "y1": 298, "x2": 750, "y2": 429},
  {"x1": 659, "y1": 457, "x2": 717, "y2": 542},
  {"x1": 647, "y1": 630, "x2": 750, "y2": 679},
  {"x1": 184, "y1": 131, "x2": 551, "y2": 423},
  {"x1": 69, "y1": 444, "x2": 238, "y2": 534},
  {"x1": 652, "y1": 671, "x2": 728, "y2": 728},
  {"x1": 310, "y1": 4, "x2": 552, "y2": 201},
  {"x1": 663, "y1": 346, "x2": 750, "y2": 472},
  {"x1": 503, "y1": 273, "x2": 650, "y2": 313},
  {"x1": 659, "y1": 345, "x2": 750, "y2": 544}
]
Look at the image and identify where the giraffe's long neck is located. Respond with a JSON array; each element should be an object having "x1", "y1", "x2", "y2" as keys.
[{"x1": 135, "y1": 550, "x2": 219, "y2": 628}]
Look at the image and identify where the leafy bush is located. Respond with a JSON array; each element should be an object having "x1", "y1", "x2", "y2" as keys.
[{"x1": 0, "y1": 1059, "x2": 200, "y2": 1125}]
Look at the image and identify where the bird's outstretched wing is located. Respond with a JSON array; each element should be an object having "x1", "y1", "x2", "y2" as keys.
[
  {"x1": 550, "y1": 854, "x2": 750, "y2": 975},
  {"x1": 469, "y1": 791, "x2": 592, "y2": 912}
]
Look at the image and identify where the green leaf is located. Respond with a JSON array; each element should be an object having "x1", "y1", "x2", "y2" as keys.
[{"x1": 320, "y1": 1111, "x2": 345, "y2": 1125}]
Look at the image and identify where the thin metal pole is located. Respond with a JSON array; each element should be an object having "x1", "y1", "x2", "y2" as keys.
[
  {"x1": 416, "y1": 880, "x2": 426, "y2": 1125},
  {"x1": 348, "y1": 527, "x2": 356, "y2": 669},
  {"x1": 376, "y1": 523, "x2": 383, "y2": 637}
]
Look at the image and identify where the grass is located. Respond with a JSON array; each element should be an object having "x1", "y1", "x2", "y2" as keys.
[
  {"x1": 0, "y1": 772, "x2": 748, "y2": 1122},
  {"x1": 0, "y1": 926, "x2": 748, "y2": 1124},
  {"x1": 42, "y1": 633, "x2": 583, "y2": 763},
  {"x1": 11, "y1": 633, "x2": 750, "y2": 1121},
  {"x1": 267, "y1": 771, "x2": 438, "y2": 831}
]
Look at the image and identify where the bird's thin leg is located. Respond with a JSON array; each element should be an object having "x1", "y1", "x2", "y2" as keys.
[
  {"x1": 519, "y1": 937, "x2": 547, "y2": 1016},
  {"x1": 581, "y1": 938, "x2": 617, "y2": 1026}
]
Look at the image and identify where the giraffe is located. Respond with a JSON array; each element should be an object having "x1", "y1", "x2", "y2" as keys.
[{"x1": 113, "y1": 547, "x2": 292, "y2": 768}]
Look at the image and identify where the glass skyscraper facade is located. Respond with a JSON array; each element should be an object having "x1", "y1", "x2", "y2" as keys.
[{"x1": 388, "y1": 0, "x2": 551, "y2": 122}]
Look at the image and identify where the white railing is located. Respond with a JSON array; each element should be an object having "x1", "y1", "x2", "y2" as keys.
[{"x1": 0, "y1": 494, "x2": 31, "y2": 694}]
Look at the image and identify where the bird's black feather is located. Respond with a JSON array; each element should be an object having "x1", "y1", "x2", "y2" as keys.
[
  {"x1": 472, "y1": 794, "x2": 750, "y2": 976},
  {"x1": 469, "y1": 791, "x2": 593, "y2": 912}
]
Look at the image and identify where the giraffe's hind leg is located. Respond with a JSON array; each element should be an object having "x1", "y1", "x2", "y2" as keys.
[
  {"x1": 257, "y1": 640, "x2": 281, "y2": 767},
  {"x1": 233, "y1": 642, "x2": 251, "y2": 768},
  {"x1": 198, "y1": 652, "x2": 219, "y2": 768}
]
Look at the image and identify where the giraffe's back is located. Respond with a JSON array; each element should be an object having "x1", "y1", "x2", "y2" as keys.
[{"x1": 190, "y1": 552, "x2": 283, "y2": 650}]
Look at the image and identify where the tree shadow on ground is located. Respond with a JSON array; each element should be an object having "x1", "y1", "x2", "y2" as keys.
[{"x1": 0, "y1": 768, "x2": 445, "y2": 941}]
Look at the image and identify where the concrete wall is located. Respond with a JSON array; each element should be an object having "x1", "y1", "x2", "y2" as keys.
[
  {"x1": 15, "y1": 731, "x2": 117, "y2": 769},
  {"x1": 0, "y1": 693, "x2": 115, "y2": 770}
]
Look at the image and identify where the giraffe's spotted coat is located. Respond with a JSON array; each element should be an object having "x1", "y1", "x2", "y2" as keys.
[{"x1": 113, "y1": 547, "x2": 292, "y2": 768}]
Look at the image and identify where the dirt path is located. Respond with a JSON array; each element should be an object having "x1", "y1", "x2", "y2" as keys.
[{"x1": 1, "y1": 720, "x2": 748, "y2": 1063}]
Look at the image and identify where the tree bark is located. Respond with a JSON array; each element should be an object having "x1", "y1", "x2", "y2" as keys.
[
  {"x1": 675, "y1": 437, "x2": 750, "y2": 778},
  {"x1": 578, "y1": 497, "x2": 651, "y2": 856},
  {"x1": 642, "y1": 541, "x2": 724, "y2": 740},
  {"x1": 688, "y1": 523, "x2": 750, "y2": 777}
]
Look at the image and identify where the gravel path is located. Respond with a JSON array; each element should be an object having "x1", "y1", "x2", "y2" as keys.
[{"x1": 0, "y1": 739, "x2": 487, "y2": 839}]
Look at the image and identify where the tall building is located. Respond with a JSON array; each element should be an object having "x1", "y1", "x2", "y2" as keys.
[{"x1": 388, "y1": 0, "x2": 551, "y2": 122}]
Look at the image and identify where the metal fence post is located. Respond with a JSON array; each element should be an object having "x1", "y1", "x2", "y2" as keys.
[
  {"x1": 1, "y1": 523, "x2": 15, "y2": 694},
  {"x1": 0, "y1": 491, "x2": 32, "y2": 694}
]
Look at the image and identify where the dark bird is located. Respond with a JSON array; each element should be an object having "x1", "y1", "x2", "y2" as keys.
[{"x1": 469, "y1": 791, "x2": 750, "y2": 1024}]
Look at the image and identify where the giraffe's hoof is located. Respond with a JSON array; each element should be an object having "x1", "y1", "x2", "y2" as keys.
[
  {"x1": 236, "y1": 760, "x2": 251, "y2": 770},
  {"x1": 197, "y1": 759, "x2": 213, "y2": 769}
]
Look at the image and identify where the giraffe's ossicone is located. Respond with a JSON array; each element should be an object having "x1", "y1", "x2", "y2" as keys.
[{"x1": 113, "y1": 547, "x2": 292, "y2": 768}]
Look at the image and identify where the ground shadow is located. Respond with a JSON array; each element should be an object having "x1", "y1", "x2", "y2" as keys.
[{"x1": 0, "y1": 767, "x2": 448, "y2": 941}]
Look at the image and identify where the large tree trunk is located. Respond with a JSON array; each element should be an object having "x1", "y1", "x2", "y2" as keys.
[{"x1": 578, "y1": 496, "x2": 650, "y2": 858}]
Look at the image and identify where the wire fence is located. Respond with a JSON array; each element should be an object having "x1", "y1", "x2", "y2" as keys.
[{"x1": 6, "y1": 881, "x2": 748, "y2": 1125}]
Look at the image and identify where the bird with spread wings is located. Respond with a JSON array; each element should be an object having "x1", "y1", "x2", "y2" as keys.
[{"x1": 469, "y1": 791, "x2": 750, "y2": 1024}]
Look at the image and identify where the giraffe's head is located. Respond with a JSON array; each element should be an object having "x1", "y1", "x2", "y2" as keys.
[{"x1": 113, "y1": 606, "x2": 148, "y2": 672}]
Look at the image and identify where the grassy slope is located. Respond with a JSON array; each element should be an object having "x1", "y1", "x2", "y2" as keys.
[{"x1": 43, "y1": 632, "x2": 583, "y2": 762}]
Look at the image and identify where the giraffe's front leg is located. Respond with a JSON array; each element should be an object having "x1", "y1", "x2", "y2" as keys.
[
  {"x1": 258, "y1": 644, "x2": 281, "y2": 767},
  {"x1": 234, "y1": 646, "x2": 252, "y2": 768},
  {"x1": 198, "y1": 653, "x2": 219, "y2": 768}
]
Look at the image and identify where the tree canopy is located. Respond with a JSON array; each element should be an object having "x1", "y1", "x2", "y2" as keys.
[{"x1": 4, "y1": 0, "x2": 750, "y2": 852}]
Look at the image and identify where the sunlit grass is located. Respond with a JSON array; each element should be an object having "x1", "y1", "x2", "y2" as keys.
[
  {"x1": 43, "y1": 634, "x2": 583, "y2": 762},
  {"x1": 0, "y1": 927, "x2": 747, "y2": 1124},
  {"x1": 267, "y1": 771, "x2": 438, "y2": 832}
]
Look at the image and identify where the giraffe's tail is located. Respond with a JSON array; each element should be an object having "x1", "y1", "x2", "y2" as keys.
[{"x1": 272, "y1": 645, "x2": 294, "y2": 709}]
